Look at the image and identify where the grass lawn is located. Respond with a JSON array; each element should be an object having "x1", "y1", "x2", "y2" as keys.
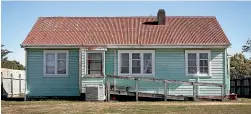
[{"x1": 1, "y1": 99, "x2": 251, "y2": 114}]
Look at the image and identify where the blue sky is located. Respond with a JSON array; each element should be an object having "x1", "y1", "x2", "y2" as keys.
[{"x1": 2, "y1": 1, "x2": 251, "y2": 65}]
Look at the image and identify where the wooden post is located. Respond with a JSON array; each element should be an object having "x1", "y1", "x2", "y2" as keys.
[
  {"x1": 19, "y1": 74, "x2": 22, "y2": 95},
  {"x1": 1, "y1": 73, "x2": 3, "y2": 84},
  {"x1": 249, "y1": 78, "x2": 251, "y2": 97},
  {"x1": 235, "y1": 79, "x2": 237, "y2": 94},
  {"x1": 193, "y1": 83, "x2": 197, "y2": 101},
  {"x1": 241, "y1": 79, "x2": 244, "y2": 97},
  {"x1": 135, "y1": 78, "x2": 139, "y2": 101},
  {"x1": 221, "y1": 85, "x2": 225, "y2": 101},
  {"x1": 164, "y1": 81, "x2": 167, "y2": 101},
  {"x1": 1, "y1": 73, "x2": 3, "y2": 97},
  {"x1": 107, "y1": 76, "x2": 110, "y2": 101},
  {"x1": 11, "y1": 73, "x2": 14, "y2": 98}
]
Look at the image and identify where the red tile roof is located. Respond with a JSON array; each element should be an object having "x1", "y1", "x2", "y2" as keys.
[{"x1": 22, "y1": 16, "x2": 230, "y2": 46}]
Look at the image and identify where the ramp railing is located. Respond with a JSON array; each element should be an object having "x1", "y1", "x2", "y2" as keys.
[{"x1": 105, "y1": 75, "x2": 225, "y2": 101}]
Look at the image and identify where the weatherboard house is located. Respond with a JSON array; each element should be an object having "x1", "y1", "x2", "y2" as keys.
[{"x1": 21, "y1": 9, "x2": 231, "y2": 100}]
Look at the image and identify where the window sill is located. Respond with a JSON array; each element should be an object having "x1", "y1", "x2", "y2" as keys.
[
  {"x1": 118, "y1": 74, "x2": 155, "y2": 78},
  {"x1": 84, "y1": 74, "x2": 104, "y2": 78},
  {"x1": 43, "y1": 74, "x2": 68, "y2": 78},
  {"x1": 187, "y1": 74, "x2": 212, "y2": 78}
]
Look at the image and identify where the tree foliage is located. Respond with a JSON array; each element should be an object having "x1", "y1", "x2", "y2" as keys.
[
  {"x1": 230, "y1": 53, "x2": 251, "y2": 79},
  {"x1": 1, "y1": 44, "x2": 25, "y2": 70},
  {"x1": 242, "y1": 38, "x2": 251, "y2": 53},
  {"x1": 1, "y1": 44, "x2": 12, "y2": 61}
]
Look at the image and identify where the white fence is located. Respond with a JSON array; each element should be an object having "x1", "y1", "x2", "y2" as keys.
[{"x1": 1, "y1": 68, "x2": 25, "y2": 98}]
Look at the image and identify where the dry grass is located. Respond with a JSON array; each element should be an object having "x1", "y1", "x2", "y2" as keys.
[{"x1": 1, "y1": 99, "x2": 251, "y2": 114}]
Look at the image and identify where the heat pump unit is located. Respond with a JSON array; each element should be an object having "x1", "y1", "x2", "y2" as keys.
[{"x1": 85, "y1": 84, "x2": 105, "y2": 101}]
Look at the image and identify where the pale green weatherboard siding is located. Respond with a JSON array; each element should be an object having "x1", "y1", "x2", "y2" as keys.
[
  {"x1": 27, "y1": 49, "x2": 80, "y2": 96},
  {"x1": 104, "y1": 48, "x2": 226, "y2": 96}
]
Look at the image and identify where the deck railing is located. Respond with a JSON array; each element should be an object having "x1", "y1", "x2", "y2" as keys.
[{"x1": 105, "y1": 75, "x2": 225, "y2": 101}]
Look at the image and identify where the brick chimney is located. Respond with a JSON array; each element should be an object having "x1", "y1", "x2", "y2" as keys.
[{"x1": 157, "y1": 9, "x2": 166, "y2": 25}]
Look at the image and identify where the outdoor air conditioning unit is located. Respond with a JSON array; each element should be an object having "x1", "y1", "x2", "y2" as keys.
[{"x1": 85, "y1": 84, "x2": 105, "y2": 101}]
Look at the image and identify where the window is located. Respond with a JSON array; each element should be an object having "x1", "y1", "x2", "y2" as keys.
[
  {"x1": 185, "y1": 50, "x2": 211, "y2": 76},
  {"x1": 86, "y1": 53, "x2": 103, "y2": 76},
  {"x1": 118, "y1": 50, "x2": 155, "y2": 76},
  {"x1": 44, "y1": 50, "x2": 68, "y2": 76}
]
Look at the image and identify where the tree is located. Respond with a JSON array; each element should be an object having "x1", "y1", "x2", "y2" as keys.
[
  {"x1": 230, "y1": 53, "x2": 251, "y2": 79},
  {"x1": 1, "y1": 44, "x2": 25, "y2": 70},
  {"x1": 1, "y1": 44, "x2": 12, "y2": 61},
  {"x1": 242, "y1": 38, "x2": 251, "y2": 53}
]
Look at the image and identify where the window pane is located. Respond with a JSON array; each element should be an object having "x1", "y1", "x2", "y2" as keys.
[
  {"x1": 132, "y1": 53, "x2": 140, "y2": 59},
  {"x1": 199, "y1": 60, "x2": 208, "y2": 67},
  {"x1": 57, "y1": 60, "x2": 66, "y2": 74},
  {"x1": 122, "y1": 60, "x2": 129, "y2": 66},
  {"x1": 121, "y1": 67, "x2": 129, "y2": 73},
  {"x1": 144, "y1": 59, "x2": 152, "y2": 67},
  {"x1": 144, "y1": 53, "x2": 152, "y2": 59},
  {"x1": 188, "y1": 53, "x2": 196, "y2": 59},
  {"x1": 144, "y1": 66, "x2": 152, "y2": 74},
  {"x1": 46, "y1": 53, "x2": 55, "y2": 61},
  {"x1": 144, "y1": 53, "x2": 152, "y2": 74},
  {"x1": 188, "y1": 60, "x2": 196, "y2": 66},
  {"x1": 121, "y1": 53, "x2": 129, "y2": 59},
  {"x1": 88, "y1": 60, "x2": 102, "y2": 70},
  {"x1": 58, "y1": 53, "x2": 66, "y2": 59},
  {"x1": 132, "y1": 60, "x2": 141, "y2": 67},
  {"x1": 204, "y1": 67, "x2": 209, "y2": 73},
  {"x1": 46, "y1": 66, "x2": 55, "y2": 74},
  {"x1": 132, "y1": 67, "x2": 141, "y2": 73},
  {"x1": 121, "y1": 53, "x2": 129, "y2": 74},
  {"x1": 46, "y1": 59, "x2": 55, "y2": 66},
  {"x1": 89, "y1": 71, "x2": 102, "y2": 74},
  {"x1": 88, "y1": 53, "x2": 102, "y2": 60},
  {"x1": 200, "y1": 67, "x2": 208, "y2": 74},
  {"x1": 46, "y1": 53, "x2": 55, "y2": 74},
  {"x1": 188, "y1": 67, "x2": 197, "y2": 74},
  {"x1": 199, "y1": 53, "x2": 208, "y2": 59}
]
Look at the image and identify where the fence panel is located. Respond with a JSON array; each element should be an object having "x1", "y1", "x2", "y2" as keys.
[
  {"x1": 230, "y1": 77, "x2": 251, "y2": 98},
  {"x1": 1, "y1": 68, "x2": 25, "y2": 98}
]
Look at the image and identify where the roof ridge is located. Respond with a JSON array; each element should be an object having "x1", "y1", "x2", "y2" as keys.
[{"x1": 38, "y1": 16, "x2": 216, "y2": 19}]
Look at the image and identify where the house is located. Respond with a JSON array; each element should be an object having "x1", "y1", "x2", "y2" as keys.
[{"x1": 21, "y1": 9, "x2": 231, "y2": 100}]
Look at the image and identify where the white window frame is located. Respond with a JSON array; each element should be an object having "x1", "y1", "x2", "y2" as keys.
[
  {"x1": 118, "y1": 50, "x2": 155, "y2": 76},
  {"x1": 185, "y1": 50, "x2": 211, "y2": 77},
  {"x1": 43, "y1": 50, "x2": 69, "y2": 77},
  {"x1": 85, "y1": 51, "x2": 105, "y2": 77}
]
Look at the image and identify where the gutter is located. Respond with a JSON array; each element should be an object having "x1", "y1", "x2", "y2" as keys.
[{"x1": 20, "y1": 44, "x2": 231, "y2": 49}]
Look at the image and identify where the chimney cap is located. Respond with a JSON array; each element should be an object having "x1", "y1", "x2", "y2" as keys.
[{"x1": 158, "y1": 9, "x2": 165, "y2": 12}]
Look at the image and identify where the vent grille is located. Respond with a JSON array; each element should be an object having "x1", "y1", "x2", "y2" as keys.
[
  {"x1": 86, "y1": 86, "x2": 99, "y2": 100},
  {"x1": 85, "y1": 84, "x2": 105, "y2": 101}
]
